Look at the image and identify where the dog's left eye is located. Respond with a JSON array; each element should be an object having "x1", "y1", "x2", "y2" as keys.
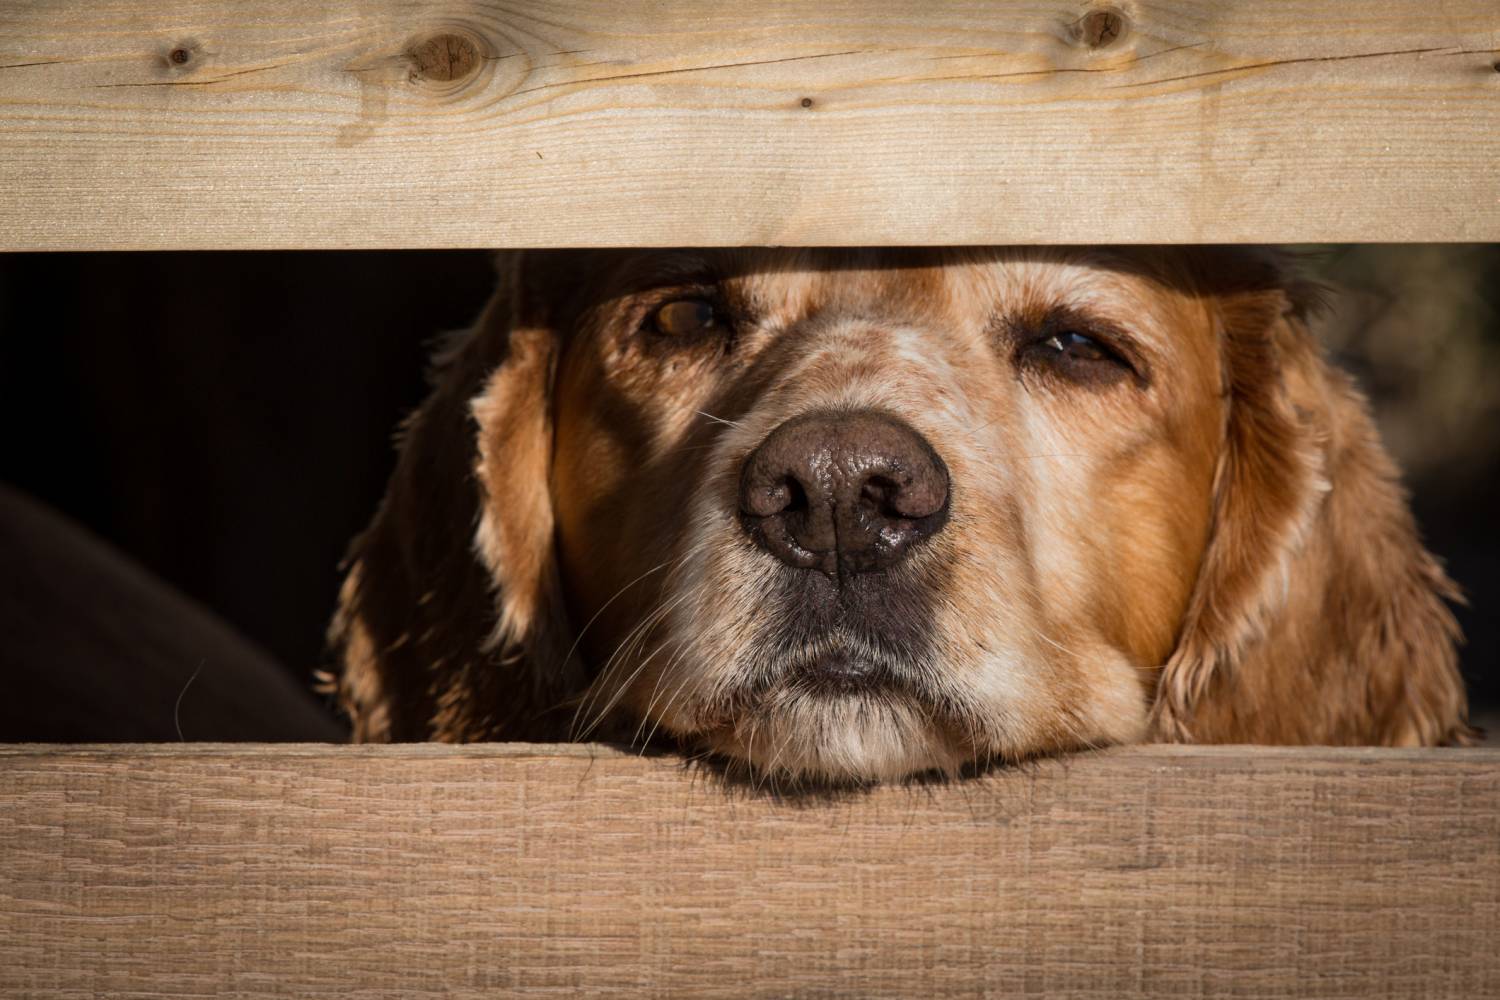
[
  {"x1": 1041, "y1": 331, "x2": 1112, "y2": 362},
  {"x1": 1017, "y1": 324, "x2": 1136, "y2": 386},
  {"x1": 651, "y1": 299, "x2": 719, "y2": 338}
]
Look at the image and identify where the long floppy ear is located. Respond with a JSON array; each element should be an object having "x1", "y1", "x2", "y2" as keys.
[
  {"x1": 1149, "y1": 251, "x2": 1473, "y2": 747},
  {"x1": 326, "y1": 252, "x2": 579, "y2": 741}
]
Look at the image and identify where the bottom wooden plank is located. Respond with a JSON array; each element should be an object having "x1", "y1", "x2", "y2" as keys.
[{"x1": 1, "y1": 744, "x2": 1496, "y2": 998}]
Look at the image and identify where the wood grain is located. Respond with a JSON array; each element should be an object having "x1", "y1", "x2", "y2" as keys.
[
  {"x1": 1, "y1": 743, "x2": 1497, "y2": 997},
  {"x1": 0, "y1": 1, "x2": 1496, "y2": 249}
]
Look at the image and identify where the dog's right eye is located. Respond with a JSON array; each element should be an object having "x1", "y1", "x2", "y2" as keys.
[{"x1": 650, "y1": 299, "x2": 719, "y2": 338}]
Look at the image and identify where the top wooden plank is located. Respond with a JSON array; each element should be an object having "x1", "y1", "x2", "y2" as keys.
[{"x1": 0, "y1": 0, "x2": 1497, "y2": 249}]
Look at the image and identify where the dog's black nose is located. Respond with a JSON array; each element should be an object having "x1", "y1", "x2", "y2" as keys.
[{"x1": 739, "y1": 409, "x2": 950, "y2": 576}]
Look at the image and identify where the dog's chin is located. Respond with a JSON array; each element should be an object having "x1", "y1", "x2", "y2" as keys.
[{"x1": 692, "y1": 681, "x2": 970, "y2": 786}]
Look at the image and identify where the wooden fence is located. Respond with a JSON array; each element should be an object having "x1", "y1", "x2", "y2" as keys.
[
  {"x1": 0, "y1": 0, "x2": 1497, "y2": 248},
  {"x1": 3, "y1": 1, "x2": 1499, "y2": 996},
  {"x1": 2, "y1": 744, "x2": 1498, "y2": 997}
]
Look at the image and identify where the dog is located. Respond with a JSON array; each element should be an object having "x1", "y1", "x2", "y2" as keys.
[{"x1": 328, "y1": 248, "x2": 1472, "y2": 783}]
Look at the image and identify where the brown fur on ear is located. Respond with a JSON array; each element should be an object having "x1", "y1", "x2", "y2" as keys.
[
  {"x1": 1150, "y1": 251, "x2": 1472, "y2": 746},
  {"x1": 327, "y1": 253, "x2": 578, "y2": 742}
]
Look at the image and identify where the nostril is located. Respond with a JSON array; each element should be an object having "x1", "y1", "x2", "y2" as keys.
[
  {"x1": 859, "y1": 466, "x2": 948, "y2": 522},
  {"x1": 782, "y1": 476, "x2": 809, "y2": 515},
  {"x1": 859, "y1": 474, "x2": 903, "y2": 515}
]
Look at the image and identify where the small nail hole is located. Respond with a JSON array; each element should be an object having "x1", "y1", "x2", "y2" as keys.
[
  {"x1": 168, "y1": 48, "x2": 191, "y2": 65},
  {"x1": 800, "y1": 97, "x2": 814, "y2": 109}
]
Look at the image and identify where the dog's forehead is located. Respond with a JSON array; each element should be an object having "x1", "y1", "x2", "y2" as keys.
[{"x1": 618, "y1": 247, "x2": 1186, "y2": 317}]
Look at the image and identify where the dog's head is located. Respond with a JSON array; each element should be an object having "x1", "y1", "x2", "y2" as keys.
[{"x1": 330, "y1": 248, "x2": 1470, "y2": 782}]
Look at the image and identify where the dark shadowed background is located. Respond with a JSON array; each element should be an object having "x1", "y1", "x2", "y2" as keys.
[{"x1": 1, "y1": 247, "x2": 1495, "y2": 734}]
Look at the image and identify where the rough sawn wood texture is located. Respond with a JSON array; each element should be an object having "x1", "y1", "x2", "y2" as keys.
[
  {"x1": 1, "y1": 743, "x2": 1496, "y2": 997},
  {"x1": 0, "y1": 0, "x2": 1497, "y2": 249}
]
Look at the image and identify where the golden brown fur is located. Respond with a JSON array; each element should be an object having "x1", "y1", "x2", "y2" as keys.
[{"x1": 329, "y1": 248, "x2": 1471, "y2": 781}]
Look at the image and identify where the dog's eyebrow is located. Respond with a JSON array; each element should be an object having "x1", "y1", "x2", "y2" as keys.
[{"x1": 615, "y1": 251, "x2": 722, "y2": 290}]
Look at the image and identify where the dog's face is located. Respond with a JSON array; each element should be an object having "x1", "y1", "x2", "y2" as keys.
[
  {"x1": 549, "y1": 250, "x2": 1220, "y2": 779},
  {"x1": 332, "y1": 248, "x2": 1470, "y2": 783}
]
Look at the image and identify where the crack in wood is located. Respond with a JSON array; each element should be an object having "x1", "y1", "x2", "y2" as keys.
[
  {"x1": 93, "y1": 63, "x2": 289, "y2": 88},
  {"x1": 510, "y1": 49, "x2": 867, "y2": 97},
  {"x1": 1112, "y1": 44, "x2": 1451, "y2": 90},
  {"x1": 917, "y1": 42, "x2": 1210, "y2": 85}
]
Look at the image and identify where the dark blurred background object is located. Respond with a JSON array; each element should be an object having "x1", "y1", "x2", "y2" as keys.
[
  {"x1": 0, "y1": 248, "x2": 1494, "y2": 737},
  {"x1": 0, "y1": 482, "x2": 346, "y2": 742},
  {"x1": 0, "y1": 251, "x2": 497, "y2": 740}
]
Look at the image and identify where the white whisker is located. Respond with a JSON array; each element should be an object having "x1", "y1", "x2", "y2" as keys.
[
  {"x1": 696, "y1": 409, "x2": 745, "y2": 430},
  {"x1": 574, "y1": 591, "x2": 694, "y2": 740}
]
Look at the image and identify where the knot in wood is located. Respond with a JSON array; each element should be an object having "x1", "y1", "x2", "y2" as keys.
[
  {"x1": 408, "y1": 32, "x2": 481, "y2": 83},
  {"x1": 1076, "y1": 8, "x2": 1127, "y2": 50}
]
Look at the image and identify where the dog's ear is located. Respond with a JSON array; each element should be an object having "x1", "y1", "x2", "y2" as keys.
[
  {"x1": 1149, "y1": 251, "x2": 1472, "y2": 747},
  {"x1": 328, "y1": 251, "x2": 580, "y2": 741}
]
